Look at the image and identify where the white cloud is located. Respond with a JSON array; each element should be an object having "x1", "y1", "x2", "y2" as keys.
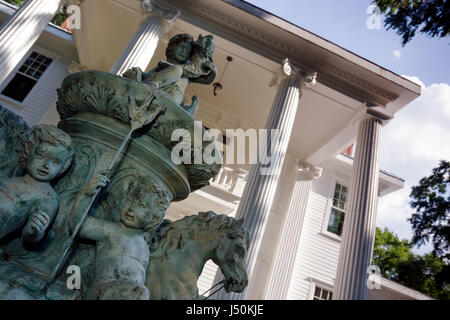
[
  {"x1": 393, "y1": 50, "x2": 402, "y2": 58},
  {"x1": 377, "y1": 77, "x2": 450, "y2": 252}
]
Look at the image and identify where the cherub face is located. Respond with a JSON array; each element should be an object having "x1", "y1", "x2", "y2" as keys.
[
  {"x1": 26, "y1": 142, "x2": 70, "y2": 182},
  {"x1": 173, "y1": 40, "x2": 192, "y2": 63},
  {"x1": 120, "y1": 193, "x2": 167, "y2": 232}
]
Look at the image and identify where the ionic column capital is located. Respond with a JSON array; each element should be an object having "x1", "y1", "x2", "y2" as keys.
[
  {"x1": 141, "y1": 0, "x2": 180, "y2": 26},
  {"x1": 270, "y1": 59, "x2": 317, "y2": 88},
  {"x1": 297, "y1": 162, "x2": 322, "y2": 180}
]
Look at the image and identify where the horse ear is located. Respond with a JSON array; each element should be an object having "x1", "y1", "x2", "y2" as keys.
[{"x1": 234, "y1": 218, "x2": 244, "y2": 229}]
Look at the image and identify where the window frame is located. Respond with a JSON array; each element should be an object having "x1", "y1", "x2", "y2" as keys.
[
  {"x1": 0, "y1": 49, "x2": 54, "y2": 107},
  {"x1": 321, "y1": 176, "x2": 349, "y2": 242},
  {"x1": 307, "y1": 278, "x2": 334, "y2": 300}
]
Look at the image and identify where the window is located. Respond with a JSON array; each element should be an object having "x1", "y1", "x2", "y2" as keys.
[
  {"x1": 1, "y1": 52, "x2": 52, "y2": 102},
  {"x1": 313, "y1": 286, "x2": 333, "y2": 300},
  {"x1": 327, "y1": 183, "x2": 348, "y2": 236}
]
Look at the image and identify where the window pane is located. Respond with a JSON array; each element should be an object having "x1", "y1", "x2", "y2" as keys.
[
  {"x1": 314, "y1": 287, "x2": 321, "y2": 298},
  {"x1": 25, "y1": 68, "x2": 35, "y2": 76},
  {"x1": 333, "y1": 183, "x2": 348, "y2": 210},
  {"x1": 321, "y1": 289, "x2": 328, "y2": 299},
  {"x1": 327, "y1": 208, "x2": 345, "y2": 236},
  {"x1": 34, "y1": 71, "x2": 43, "y2": 79},
  {"x1": 24, "y1": 58, "x2": 33, "y2": 66},
  {"x1": 18, "y1": 53, "x2": 52, "y2": 80},
  {"x1": 1, "y1": 73, "x2": 37, "y2": 102}
]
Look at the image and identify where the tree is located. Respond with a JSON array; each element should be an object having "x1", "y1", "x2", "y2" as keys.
[
  {"x1": 373, "y1": 0, "x2": 450, "y2": 45},
  {"x1": 373, "y1": 227, "x2": 450, "y2": 299},
  {"x1": 409, "y1": 160, "x2": 450, "y2": 261},
  {"x1": 372, "y1": 227, "x2": 413, "y2": 279},
  {"x1": 3, "y1": 0, "x2": 69, "y2": 27}
]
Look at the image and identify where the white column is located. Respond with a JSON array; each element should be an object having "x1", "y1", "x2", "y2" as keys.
[
  {"x1": 110, "y1": 0, "x2": 179, "y2": 75},
  {"x1": 214, "y1": 60, "x2": 317, "y2": 300},
  {"x1": 333, "y1": 116, "x2": 382, "y2": 300},
  {"x1": 0, "y1": 0, "x2": 63, "y2": 86},
  {"x1": 265, "y1": 164, "x2": 322, "y2": 299}
]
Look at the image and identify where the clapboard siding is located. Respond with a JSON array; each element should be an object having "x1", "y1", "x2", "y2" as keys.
[
  {"x1": 286, "y1": 171, "x2": 344, "y2": 299},
  {"x1": 0, "y1": 46, "x2": 69, "y2": 126}
]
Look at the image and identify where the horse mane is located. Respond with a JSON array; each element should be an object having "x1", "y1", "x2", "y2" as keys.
[{"x1": 149, "y1": 211, "x2": 244, "y2": 258}]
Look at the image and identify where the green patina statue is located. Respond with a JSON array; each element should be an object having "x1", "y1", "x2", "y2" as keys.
[
  {"x1": 123, "y1": 34, "x2": 217, "y2": 115},
  {"x1": 0, "y1": 125, "x2": 73, "y2": 244},
  {"x1": 0, "y1": 33, "x2": 249, "y2": 300},
  {"x1": 69, "y1": 174, "x2": 171, "y2": 300},
  {"x1": 147, "y1": 211, "x2": 249, "y2": 300}
]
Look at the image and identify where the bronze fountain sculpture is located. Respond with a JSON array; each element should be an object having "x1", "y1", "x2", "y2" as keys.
[{"x1": 0, "y1": 33, "x2": 249, "y2": 300}]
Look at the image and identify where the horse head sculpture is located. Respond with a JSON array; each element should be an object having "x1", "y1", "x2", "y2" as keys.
[
  {"x1": 146, "y1": 211, "x2": 250, "y2": 299},
  {"x1": 211, "y1": 215, "x2": 249, "y2": 293}
]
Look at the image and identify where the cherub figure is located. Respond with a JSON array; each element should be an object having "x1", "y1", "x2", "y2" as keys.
[
  {"x1": 69, "y1": 174, "x2": 171, "y2": 300},
  {"x1": 0, "y1": 125, "x2": 73, "y2": 244},
  {"x1": 123, "y1": 34, "x2": 217, "y2": 115}
]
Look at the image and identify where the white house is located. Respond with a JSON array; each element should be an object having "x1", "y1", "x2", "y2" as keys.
[{"x1": 0, "y1": 0, "x2": 431, "y2": 300}]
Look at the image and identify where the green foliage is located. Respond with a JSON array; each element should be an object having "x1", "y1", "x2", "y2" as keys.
[
  {"x1": 3, "y1": 0, "x2": 69, "y2": 28},
  {"x1": 373, "y1": 0, "x2": 450, "y2": 45},
  {"x1": 396, "y1": 253, "x2": 450, "y2": 299},
  {"x1": 373, "y1": 227, "x2": 413, "y2": 278},
  {"x1": 409, "y1": 160, "x2": 450, "y2": 260},
  {"x1": 4, "y1": 0, "x2": 24, "y2": 6},
  {"x1": 373, "y1": 227, "x2": 450, "y2": 299}
]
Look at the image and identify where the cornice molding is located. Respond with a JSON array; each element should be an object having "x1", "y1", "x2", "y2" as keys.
[{"x1": 179, "y1": 1, "x2": 398, "y2": 106}]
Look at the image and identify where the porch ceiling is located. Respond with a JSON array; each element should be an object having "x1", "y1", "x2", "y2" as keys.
[{"x1": 72, "y1": 0, "x2": 419, "y2": 166}]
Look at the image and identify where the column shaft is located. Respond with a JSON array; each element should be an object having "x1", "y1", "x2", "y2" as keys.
[
  {"x1": 215, "y1": 75, "x2": 301, "y2": 300},
  {"x1": 265, "y1": 168, "x2": 314, "y2": 299},
  {"x1": 110, "y1": 14, "x2": 163, "y2": 75},
  {"x1": 0, "y1": 0, "x2": 63, "y2": 86},
  {"x1": 333, "y1": 117, "x2": 381, "y2": 300}
]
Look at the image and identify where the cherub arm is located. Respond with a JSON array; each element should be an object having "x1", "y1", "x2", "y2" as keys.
[
  {"x1": 68, "y1": 174, "x2": 115, "y2": 242},
  {"x1": 21, "y1": 198, "x2": 58, "y2": 243},
  {"x1": 142, "y1": 62, "x2": 183, "y2": 88}
]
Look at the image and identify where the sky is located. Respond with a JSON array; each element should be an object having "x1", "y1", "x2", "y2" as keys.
[{"x1": 246, "y1": 0, "x2": 450, "y2": 253}]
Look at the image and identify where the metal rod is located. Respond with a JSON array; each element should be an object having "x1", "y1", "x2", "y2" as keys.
[
  {"x1": 203, "y1": 284, "x2": 225, "y2": 300},
  {"x1": 200, "y1": 280, "x2": 225, "y2": 297}
]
